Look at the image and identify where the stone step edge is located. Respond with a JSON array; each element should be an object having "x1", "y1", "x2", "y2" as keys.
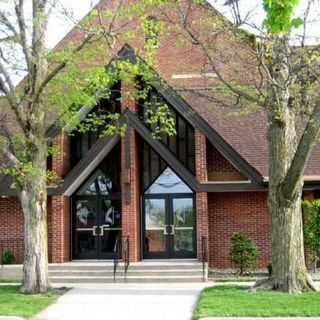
[
  {"x1": 49, "y1": 275, "x2": 203, "y2": 279},
  {"x1": 48, "y1": 269, "x2": 203, "y2": 273}
]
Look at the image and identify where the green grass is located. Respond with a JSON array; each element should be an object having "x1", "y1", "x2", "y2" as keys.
[
  {"x1": 194, "y1": 285, "x2": 320, "y2": 319},
  {"x1": 0, "y1": 285, "x2": 58, "y2": 318}
]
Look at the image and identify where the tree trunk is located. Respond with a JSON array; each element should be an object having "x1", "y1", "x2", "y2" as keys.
[
  {"x1": 20, "y1": 183, "x2": 49, "y2": 294},
  {"x1": 268, "y1": 188, "x2": 316, "y2": 292},
  {"x1": 19, "y1": 134, "x2": 50, "y2": 294},
  {"x1": 253, "y1": 36, "x2": 318, "y2": 293}
]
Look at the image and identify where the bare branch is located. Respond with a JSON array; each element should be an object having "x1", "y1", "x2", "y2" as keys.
[
  {"x1": 0, "y1": 12, "x2": 19, "y2": 39},
  {"x1": 14, "y1": 0, "x2": 31, "y2": 70},
  {"x1": 0, "y1": 59, "x2": 17, "y2": 97}
]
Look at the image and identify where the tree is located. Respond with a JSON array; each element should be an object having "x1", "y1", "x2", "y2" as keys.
[
  {"x1": 153, "y1": 0, "x2": 320, "y2": 292},
  {"x1": 0, "y1": 0, "x2": 172, "y2": 294}
]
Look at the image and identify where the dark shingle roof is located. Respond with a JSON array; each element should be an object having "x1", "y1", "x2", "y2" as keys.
[{"x1": 180, "y1": 89, "x2": 320, "y2": 179}]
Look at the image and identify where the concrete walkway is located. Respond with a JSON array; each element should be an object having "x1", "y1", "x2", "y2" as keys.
[
  {"x1": 33, "y1": 283, "x2": 209, "y2": 320},
  {"x1": 202, "y1": 318, "x2": 320, "y2": 320}
]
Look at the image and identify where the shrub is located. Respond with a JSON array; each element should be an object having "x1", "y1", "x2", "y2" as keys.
[
  {"x1": 1, "y1": 250, "x2": 16, "y2": 265},
  {"x1": 230, "y1": 232, "x2": 259, "y2": 275},
  {"x1": 302, "y1": 200, "x2": 320, "y2": 272}
]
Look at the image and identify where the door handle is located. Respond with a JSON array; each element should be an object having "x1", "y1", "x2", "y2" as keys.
[
  {"x1": 92, "y1": 226, "x2": 103, "y2": 236},
  {"x1": 163, "y1": 225, "x2": 175, "y2": 235}
]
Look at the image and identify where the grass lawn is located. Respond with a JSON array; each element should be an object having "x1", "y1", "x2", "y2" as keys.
[
  {"x1": 0, "y1": 285, "x2": 58, "y2": 318},
  {"x1": 194, "y1": 285, "x2": 320, "y2": 319}
]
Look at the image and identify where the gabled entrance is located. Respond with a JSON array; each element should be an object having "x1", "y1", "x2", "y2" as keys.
[{"x1": 142, "y1": 168, "x2": 196, "y2": 259}]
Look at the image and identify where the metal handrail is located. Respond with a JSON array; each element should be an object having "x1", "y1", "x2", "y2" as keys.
[
  {"x1": 123, "y1": 236, "x2": 130, "y2": 281},
  {"x1": 201, "y1": 236, "x2": 208, "y2": 282},
  {"x1": 113, "y1": 236, "x2": 122, "y2": 281}
]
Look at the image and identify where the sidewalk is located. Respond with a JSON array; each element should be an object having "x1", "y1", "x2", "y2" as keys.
[{"x1": 33, "y1": 283, "x2": 209, "y2": 320}]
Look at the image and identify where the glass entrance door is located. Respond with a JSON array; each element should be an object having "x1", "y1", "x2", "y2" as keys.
[
  {"x1": 172, "y1": 197, "x2": 195, "y2": 258},
  {"x1": 73, "y1": 197, "x2": 121, "y2": 259},
  {"x1": 74, "y1": 197, "x2": 98, "y2": 259},
  {"x1": 143, "y1": 194, "x2": 196, "y2": 259},
  {"x1": 142, "y1": 167, "x2": 196, "y2": 259}
]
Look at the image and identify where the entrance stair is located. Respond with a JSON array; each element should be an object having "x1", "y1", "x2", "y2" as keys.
[{"x1": 49, "y1": 260, "x2": 205, "y2": 284}]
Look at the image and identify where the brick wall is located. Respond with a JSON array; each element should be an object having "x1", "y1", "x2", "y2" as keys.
[
  {"x1": 207, "y1": 140, "x2": 246, "y2": 181},
  {"x1": 0, "y1": 197, "x2": 24, "y2": 263},
  {"x1": 208, "y1": 192, "x2": 271, "y2": 269},
  {"x1": 0, "y1": 195, "x2": 71, "y2": 264},
  {"x1": 52, "y1": 130, "x2": 71, "y2": 179},
  {"x1": 48, "y1": 196, "x2": 71, "y2": 263}
]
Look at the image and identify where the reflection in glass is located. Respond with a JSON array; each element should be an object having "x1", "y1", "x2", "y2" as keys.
[
  {"x1": 77, "y1": 169, "x2": 113, "y2": 195},
  {"x1": 174, "y1": 230, "x2": 193, "y2": 252},
  {"x1": 173, "y1": 198, "x2": 194, "y2": 253},
  {"x1": 76, "y1": 231, "x2": 97, "y2": 255},
  {"x1": 101, "y1": 230, "x2": 121, "y2": 255},
  {"x1": 145, "y1": 167, "x2": 192, "y2": 194},
  {"x1": 145, "y1": 230, "x2": 166, "y2": 253},
  {"x1": 173, "y1": 198, "x2": 193, "y2": 227},
  {"x1": 76, "y1": 199, "x2": 97, "y2": 228},
  {"x1": 145, "y1": 199, "x2": 165, "y2": 228},
  {"x1": 101, "y1": 200, "x2": 121, "y2": 227},
  {"x1": 145, "y1": 199, "x2": 166, "y2": 254}
]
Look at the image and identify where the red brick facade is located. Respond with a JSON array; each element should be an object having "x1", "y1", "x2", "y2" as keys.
[
  {"x1": 0, "y1": 117, "x2": 275, "y2": 268},
  {"x1": 0, "y1": 197, "x2": 24, "y2": 263},
  {"x1": 208, "y1": 192, "x2": 271, "y2": 269},
  {"x1": 49, "y1": 131, "x2": 71, "y2": 263},
  {"x1": 0, "y1": 0, "x2": 318, "y2": 272},
  {"x1": 0, "y1": 100, "x2": 276, "y2": 269}
]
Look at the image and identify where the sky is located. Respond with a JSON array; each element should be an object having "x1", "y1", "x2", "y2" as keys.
[{"x1": 46, "y1": 0, "x2": 320, "y2": 49}]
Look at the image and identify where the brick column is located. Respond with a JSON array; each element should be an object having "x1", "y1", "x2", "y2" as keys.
[
  {"x1": 48, "y1": 196, "x2": 70, "y2": 262},
  {"x1": 49, "y1": 130, "x2": 71, "y2": 263},
  {"x1": 195, "y1": 129, "x2": 209, "y2": 260},
  {"x1": 120, "y1": 81, "x2": 141, "y2": 262}
]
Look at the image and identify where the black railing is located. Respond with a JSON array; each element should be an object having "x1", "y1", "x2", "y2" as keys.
[
  {"x1": 201, "y1": 236, "x2": 208, "y2": 282},
  {"x1": 113, "y1": 237, "x2": 122, "y2": 281},
  {"x1": 123, "y1": 236, "x2": 130, "y2": 281},
  {"x1": 113, "y1": 236, "x2": 130, "y2": 282}
]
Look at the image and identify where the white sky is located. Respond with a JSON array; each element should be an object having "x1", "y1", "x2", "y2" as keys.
[{"x1": 46, "y1": 0, "x2": 320, "y2": 48}]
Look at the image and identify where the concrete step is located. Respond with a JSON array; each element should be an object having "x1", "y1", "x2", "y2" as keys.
[
  {"x1": 49, "y1": 265, "x2": 203, "y2": 271},
  {"x1": 49, "y1": 275, "x2": 204, "y2": 284},
  {"x1": 48, "y1": 260, "x2": 205, "y2": 284},
  {"x1": 49, "y1": 270, "x2": 203, "y2": 277}
]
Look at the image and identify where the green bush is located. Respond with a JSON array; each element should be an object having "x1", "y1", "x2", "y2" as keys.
[
  {"x1": 303, "y1": 200, "x2": 320, "y2": 271},
  {"x1": 1, "y1": 250, "x2": 16, "y2": 265},
  {"x1": 230, "y1": 232, "x2": 259, "y2": 275}
]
